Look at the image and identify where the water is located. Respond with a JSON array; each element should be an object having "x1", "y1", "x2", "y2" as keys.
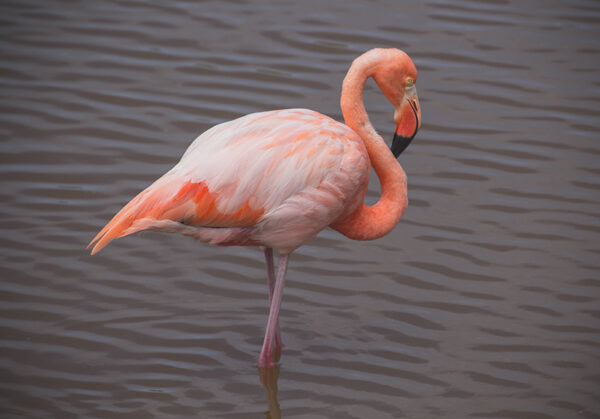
[{"x1": 1, "y1": 0, "x2": 599, "y2": 417}]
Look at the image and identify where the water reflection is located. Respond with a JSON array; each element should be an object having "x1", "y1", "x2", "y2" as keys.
[{"x1": 258, "y1": 365, "x2": 282, "y2": 419}]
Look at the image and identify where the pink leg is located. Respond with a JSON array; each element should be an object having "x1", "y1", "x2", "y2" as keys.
[
  {"x1": 264, "y1": 247, "x2": 282, "y2": 348},
  {"x1": 259, "y1": 253, "x2": 289, "y2": 367}
]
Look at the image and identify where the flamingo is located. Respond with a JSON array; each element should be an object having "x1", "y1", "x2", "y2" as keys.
[{"x1": 88, "y1": 48, "x2": 421, "y2": 367}]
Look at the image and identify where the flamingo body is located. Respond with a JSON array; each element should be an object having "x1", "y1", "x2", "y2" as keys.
[
  {"x1": 89, "y1": 109, "x2": 370, "y2": 254},
  {"x1": 90, "y1": 48, "x2": 421, "y2": 367}
]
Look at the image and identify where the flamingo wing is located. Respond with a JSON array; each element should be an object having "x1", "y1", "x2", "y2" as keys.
[{"x1": 89, "y1": 109, "x2": 369, "y2": 254}]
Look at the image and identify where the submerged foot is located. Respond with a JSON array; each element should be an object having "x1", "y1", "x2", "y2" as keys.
[{"x1": 258, "y1": 343, "x2": 282, "y2": 368}]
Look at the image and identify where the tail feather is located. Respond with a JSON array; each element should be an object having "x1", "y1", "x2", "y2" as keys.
[
  {"x1": 88, "y1": 176, "x2": 188, "y2": 255},
  {"x1": 88, "y1": 189, "x2": 151, "y2": 255}
]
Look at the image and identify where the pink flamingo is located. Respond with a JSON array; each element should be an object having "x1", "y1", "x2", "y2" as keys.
[{"x1": 88, "y1": 48, "x2": 421, "y2": 367}]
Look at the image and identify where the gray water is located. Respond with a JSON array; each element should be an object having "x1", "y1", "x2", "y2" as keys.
[{"x1": 1, "y1": 0, "x2": 599, "y2": 418}]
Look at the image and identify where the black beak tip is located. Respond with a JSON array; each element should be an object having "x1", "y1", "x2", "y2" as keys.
[{"x1": 391, "y1": 132, "x2": 413, "y2": 158}]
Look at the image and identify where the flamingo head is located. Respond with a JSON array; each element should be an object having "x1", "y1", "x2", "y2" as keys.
[{"x1": 372, "y1": 48, "x2": 421, "y2": 158}]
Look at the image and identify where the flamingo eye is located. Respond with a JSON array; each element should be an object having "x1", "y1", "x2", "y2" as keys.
[{"x1": 405, "y1": 77, "x2": 414, "y2": 87}]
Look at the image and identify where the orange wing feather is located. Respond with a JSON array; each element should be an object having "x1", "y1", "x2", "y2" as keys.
[{"x1": 88, "y1": 178, "x2": 264, "y2": 255}]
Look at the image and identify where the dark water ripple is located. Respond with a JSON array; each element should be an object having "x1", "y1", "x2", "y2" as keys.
[{"x1": 1, "y1": 0, "x2": 600, "y2": 417}]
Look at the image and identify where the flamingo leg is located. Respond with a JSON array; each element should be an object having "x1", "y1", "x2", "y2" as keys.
[
  {"x1": 259, "y1": 253, "x2": 289, "y2": 367},
  {"x1": 264, "y1": 247, "x2": 282, "y2": 349}
]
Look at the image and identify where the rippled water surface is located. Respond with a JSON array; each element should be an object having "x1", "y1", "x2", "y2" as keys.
[{"x1": 2, "y1": 0, "x2": 600, "y2": 418}]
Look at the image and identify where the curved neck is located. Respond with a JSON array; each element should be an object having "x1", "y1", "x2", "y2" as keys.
[{"x1": 331, "y1": 51, "x2": 407, "y2": 241}]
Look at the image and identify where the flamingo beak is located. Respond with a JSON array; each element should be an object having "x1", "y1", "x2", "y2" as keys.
[{"x1": 391, "y1": 85, "x2": 421, "y2": 158}]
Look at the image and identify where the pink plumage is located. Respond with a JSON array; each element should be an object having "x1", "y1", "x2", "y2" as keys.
[{"x1": 89, "y1": 109, "x2": 369, "y2": 254}]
